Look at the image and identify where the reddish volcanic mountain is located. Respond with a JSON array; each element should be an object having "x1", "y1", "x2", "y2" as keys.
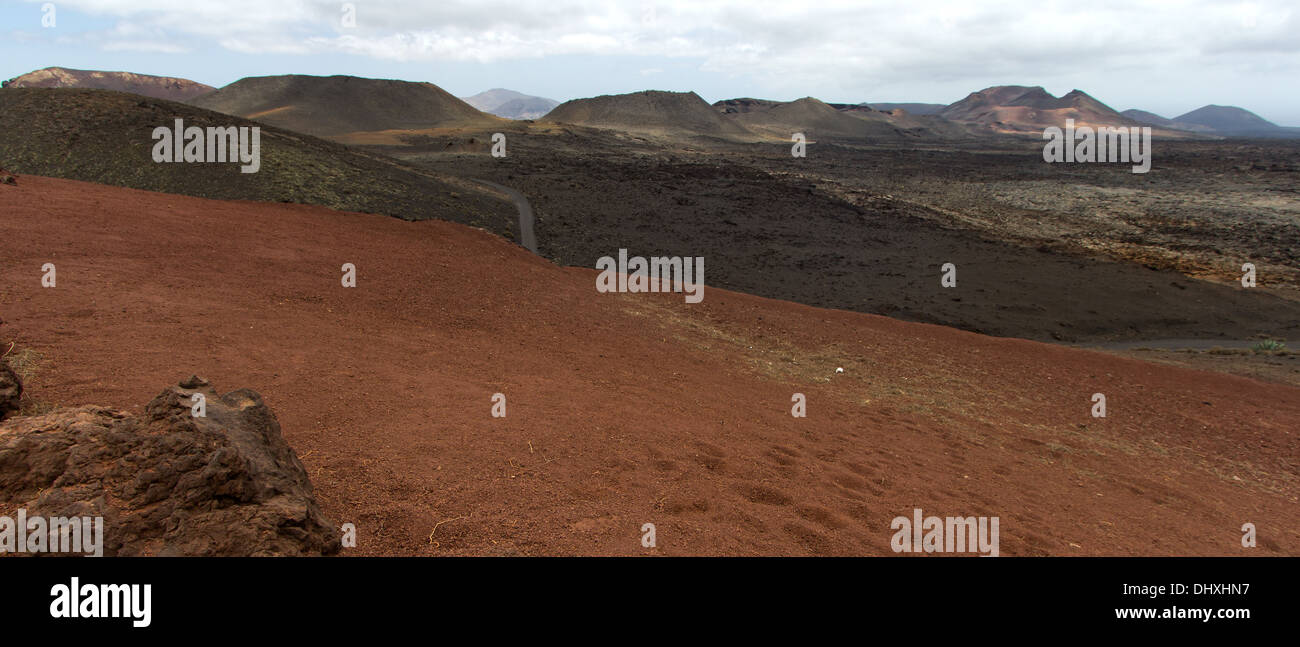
[
  {"x1": 940, "y1": 85, "x2": 1144, "y2": 132},
  {"x1": 3, "y1": 175, "x2": 1296, "y2": 556},
  {"x1": 2, "y1": 66, "x2": 214, "y2": 101}
]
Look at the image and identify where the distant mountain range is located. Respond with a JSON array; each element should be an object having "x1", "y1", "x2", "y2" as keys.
[
  {"x1": 5, "y1": 67, "x2": 1298, "y2": 139},
  {"x1": 2, "y1": 66, "x2": 213, "y2": 102},
  {"x1": 461, "y1": 88, "x2": 559, "y2": 120}
]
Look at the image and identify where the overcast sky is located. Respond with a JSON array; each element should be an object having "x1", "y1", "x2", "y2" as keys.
[{"x1": 3, "y1": 0, "x2": 1297, "y2": 124}]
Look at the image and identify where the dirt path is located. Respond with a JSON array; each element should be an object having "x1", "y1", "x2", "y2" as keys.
[
  {"x1": 3, "y1": 175, "x2": 1297, "y2": 556},
  {"x1": 471, "y1": 178, "x2": 537, "y2": 253}
]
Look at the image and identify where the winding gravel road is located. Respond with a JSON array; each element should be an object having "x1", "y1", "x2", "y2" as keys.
[{"x1": 471, "y1": 178, "x2": 536, "y2": 254}]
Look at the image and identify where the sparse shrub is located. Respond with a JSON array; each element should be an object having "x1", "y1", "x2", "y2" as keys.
[
  {"x1": 1250, "y1": 339, "x2": 1287, "y2": 353},
  {"x1": 4, "y1": 345, "x2": 43, "y2": 382}
]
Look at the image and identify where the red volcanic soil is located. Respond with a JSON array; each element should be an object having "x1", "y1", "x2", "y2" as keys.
[{"x1": 3, "y1": 176, "x2": 1297, "y2": 556}]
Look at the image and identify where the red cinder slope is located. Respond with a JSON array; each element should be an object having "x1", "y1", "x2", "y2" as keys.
[{"x1": 2, "y1": 176, "x2": 1296, "y2": 556}]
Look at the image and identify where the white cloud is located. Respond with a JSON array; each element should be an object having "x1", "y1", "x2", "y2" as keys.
[{"x1": 19, "y1": 0, "x2": 1300, "y2": 108}]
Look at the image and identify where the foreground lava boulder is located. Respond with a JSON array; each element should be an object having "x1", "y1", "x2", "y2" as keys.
[{"x1": 0, "y1": 377, "x2": 340, "y2": 556}]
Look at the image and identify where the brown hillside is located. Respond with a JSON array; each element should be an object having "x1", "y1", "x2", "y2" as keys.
[
  {"x1": 544, "y1": 90, "x2": 756, "y2": 139},
  {"x1": 2, "y1": 66, "x2": 214, "y2": 101},
  {"x1": 713, "y1": 97, "x2": 784, "y2": 114},
  {"x1": 717, "y1": 97, "x2": 974, "y2": 139},
  {"x1": 730, "y1": 97, "x2": 910, "y2": 141},
  {"x1": 189, "y1": 74, "x2": 501, "y2": 137},
  {"x1": 0, "y1": 87, "x2": 514, "y2": 232}
]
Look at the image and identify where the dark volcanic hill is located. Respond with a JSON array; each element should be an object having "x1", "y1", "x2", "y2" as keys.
[
  {"x1": 727, "y1": 97, "x2": 911, "y2": 140},
  {"x1": 544, "y1": 90, "x2": 756, "y2": 139},
  {"x1": 834, "y1": 103, "x2": 975, "y2": 138},
  {"x1": 1121, "y1": 109, "x2": 1178, "y2": 128},
  {"x1": 1121, "y1": 109, "x2": 1215, "y2": 134},
  {"x1": 715, "y1": 97, "x2": 969, "y2": 139},
  {"x1": 713, "y1": 97, "x2": 784, "y2": 114},
  {"x1": 1173, "y1": 105, "x2": 1298, "y2": 137},
  {"x1": 0, "y1": 88, "x2": 514, "y2": 232},
  {"x1": 2, "y1": 66, "x2": 214, "y2": 101},
  {"x1": 189, "y1": 74, "x2": 501, "y2": 137},
  {"x1": 1122, "y1": 105, "x2": 1298, "y2": 138},
  {"x1": 940, "y1": 85, "x2": 1141, "y2": 131}
]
